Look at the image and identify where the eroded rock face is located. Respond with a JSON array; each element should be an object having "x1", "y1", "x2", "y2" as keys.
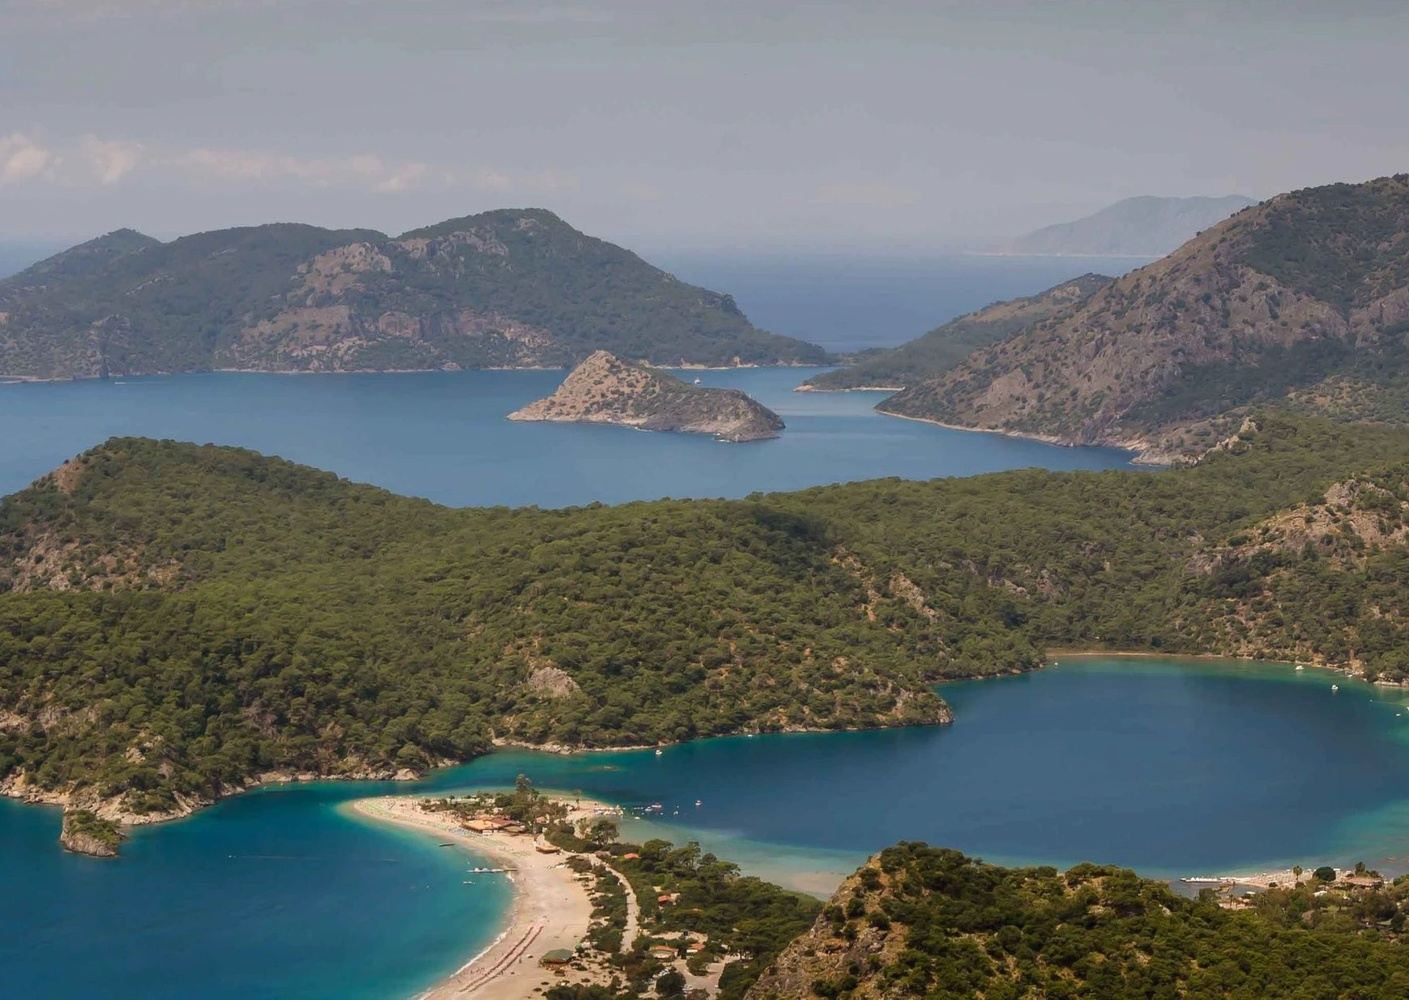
[{"x1": 509, "y1": 351, "x2": 785, "y2": 442}]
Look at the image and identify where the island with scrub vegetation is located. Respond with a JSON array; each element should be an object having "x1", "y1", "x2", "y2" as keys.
[{"x1": 509, "y1": 350, "x2": 786, "y2": 442}]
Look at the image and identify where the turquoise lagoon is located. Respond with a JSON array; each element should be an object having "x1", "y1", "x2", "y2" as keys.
[{"x1": 8, "y1": 657, "x2": 1409, "y2": 998}]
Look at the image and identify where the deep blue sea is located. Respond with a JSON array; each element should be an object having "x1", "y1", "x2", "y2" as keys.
[
  {"x1": 10, "y1": 253, "x2": 1407, "y2": 1000},
  {"x1": 0, "y1": 367, "x2": 1136, "y2": 505},
  {"x1": 659, "y1": 252, "x2": 1152, "y2": 354}
]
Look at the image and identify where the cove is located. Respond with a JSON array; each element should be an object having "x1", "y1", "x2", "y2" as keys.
[
  {"x1": 7, "y1": 657, "x2": 1409, "y2": 998},
  {"x1": 0, "y1": 367, "x2": 1133, "y2": 505}
]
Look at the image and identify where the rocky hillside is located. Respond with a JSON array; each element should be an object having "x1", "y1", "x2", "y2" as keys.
[
  {"x1": 885, "y1": 175, "x2": 1409, "y2": 461},
  {"x1": 0, "y1": 210, "x2": 826, "y2": 379},
  {"x1": 1006, "y1": 194, "x2": 1256, "y2": 256},
  {"x1": 510, "y1": 351, "x2": 785, "y2": 441},
  {"x1": 747, "y1": 843, "x2": 1409, "y2": 999},
  {"x1": 800, "y1": 274, "x2": 1110, "y2": 392}
]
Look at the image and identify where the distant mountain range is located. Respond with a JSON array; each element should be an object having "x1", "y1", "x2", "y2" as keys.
[
  {"x1": 1004, "y1": 194, "x2": 1257, "y2": 257},
  {"x1": 878, "y1": 174, "x2": 1409, "y2": 461},
  {"x1": 0, "y1": 210, "x2": 827, "y2": 380}
]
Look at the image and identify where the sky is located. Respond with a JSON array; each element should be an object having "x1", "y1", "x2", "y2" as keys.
[{"x1": 1, "y1": 0, "x2": 1407, "y2": 254}]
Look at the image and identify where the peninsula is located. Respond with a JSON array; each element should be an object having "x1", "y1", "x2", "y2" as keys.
[
  {"x1": 353, "y1": 779, "x2": 818, "y2": 1000},
  {"x1": 3, "y1": 413, "x2": 1409, "y2": 852},
  {"x1": 509, "y1": 350, "x2": 785, "y2": 441}
]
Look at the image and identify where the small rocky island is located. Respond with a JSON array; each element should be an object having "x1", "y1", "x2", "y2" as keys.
[{"x1": 509, "y1": 351, "x2": 785, "y2": 442}]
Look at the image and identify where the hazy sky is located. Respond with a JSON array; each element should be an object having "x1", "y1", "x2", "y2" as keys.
[{"x1": 2, "y1": 0, "x2": 1406, "y2": 253}]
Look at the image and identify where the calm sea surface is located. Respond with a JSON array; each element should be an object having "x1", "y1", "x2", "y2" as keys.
[
  {"x1": 6, "y1": 256, "x2": 1405, "y2": 999},
  {"x1": 659, "y1": 252, "x2": 1153, "y2": 354},
  {"x1": 0, "y1": 367, "x2": 1135, "y2": 505}
]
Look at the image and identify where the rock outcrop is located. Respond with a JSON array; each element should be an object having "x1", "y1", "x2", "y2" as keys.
[
  {"x1": 59, "y1": 809, "x2": 122, "y2": 858},
  {"x1": 509, "y1": 351, "x2": 785, "y2": 442}
]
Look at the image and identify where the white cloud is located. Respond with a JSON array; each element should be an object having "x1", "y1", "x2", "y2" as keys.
[
  {"x1": 0, "y1": 133, "x2": 575, "y2": 197},
  {"x1": 171, "y1": 145, "x2": 573, "y2": 195},
  {"x1": 80, "y1": 135, "x2": 143, "y2": 184},
  {"x1": 0, "y1": 133, "x2": 55, "y2": 184}
]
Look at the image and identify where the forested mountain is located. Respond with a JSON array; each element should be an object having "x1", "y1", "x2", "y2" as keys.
[
  {"x1": 1005, "y1": 194, "x2": 1256, "y2": 256},
  {"x1": 3, "y1": 413, "x2": 1409, "y2": 835},
  {"x1": 886, "y1": 175, "x2": 1409, "y2": 461},
  {"x1": 0, "y1": 210, "x2": 826, "y2": 379},
  {"x1": 748, "y1": 844, "x2": 1409, "y2": 999},
  {"x1": 799, "y1": 275, "x2": 1110, "y2": 392}
]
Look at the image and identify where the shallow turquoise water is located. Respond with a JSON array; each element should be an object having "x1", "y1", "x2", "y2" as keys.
[
  {"x1": 0, "y1": 780, "x2": 513, "y2": 999},
  {"x1": 7, "y1": 657, "x2": 1409, "y2": 997},
  {"x1": 0, "y1": 367, "x2": 1134, "y2": 505}
]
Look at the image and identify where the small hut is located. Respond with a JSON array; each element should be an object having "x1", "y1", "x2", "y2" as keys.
[{"x1": 540, "y1": 948, "x2": 574, "y2": 968}]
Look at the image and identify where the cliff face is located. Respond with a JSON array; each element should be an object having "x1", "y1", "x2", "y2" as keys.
[
  {"x1": 884, "y1": 174, "x2": 1409, "y2": 460},
  {"x1": 0, "y1": 210, "x2": 826, "y2": 379},
  {"x1": 509, "y1": 350, "x2": 786, "y2": 441}
]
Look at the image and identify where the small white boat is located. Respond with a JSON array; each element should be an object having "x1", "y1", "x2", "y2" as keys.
[
  {"x1": 1331, "y1": 684, "x2": 1340, "y2": 693},
  {"x1": 695, "y1": 799, "x2": 702, "y2": 807},
  {"x1": 1295, "y1": 665, "x2": 1304, "y2": 671},
  {"x1": 655, "y1": 748, "x2": 663, "y2": 757},
  {"x1": 693, "y1": 377, "x2": 702, "y2": 384}
]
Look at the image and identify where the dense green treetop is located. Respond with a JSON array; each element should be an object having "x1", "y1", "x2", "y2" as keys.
[
  {"x1": 749, "y1": 843, "x2": 1409, "y2": 999},
  {"x1": 2, "y1": 412, "x2": 1408, "y2": 824}
]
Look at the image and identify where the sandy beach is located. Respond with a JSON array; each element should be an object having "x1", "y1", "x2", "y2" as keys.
[{"x1": 351, "y1": 795, "x2": 621, "y2": 1000}]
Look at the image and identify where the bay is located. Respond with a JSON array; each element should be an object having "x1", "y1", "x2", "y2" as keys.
[
  {"x1": 0, "y1": 367, "x2": 1134, "y2": 506},
  {"x1": 3, "y1": 254, "x2": 1394, "y2": 999}
]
